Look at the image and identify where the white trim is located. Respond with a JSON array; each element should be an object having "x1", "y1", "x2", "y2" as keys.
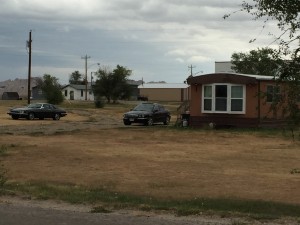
[
  {"x1": 138, "y1": 83, "x2": 188, "y2": 89},
  {"x1": 201, "y1": 83, "x2": 246, "y2": 114}
]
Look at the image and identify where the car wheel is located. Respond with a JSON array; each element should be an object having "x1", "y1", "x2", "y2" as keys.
[
  {"x1": 163, "y1": 116, "x2": 170, "y2": 125},
  {"x1": 39, "y1": 117, "x2": 44, "y2": 120},
  {"x1": 124, "y1": 121, "x2": 131, "y2": 125},
  {"x1": 28, "y1": 112, "x2": 35, "y2": 120},
  {"x1": 12, "y1": 115, "x2": 18, "y2": 120},
  {"x1": 53, "y1": 113, "x2": 60, "y2": 120},
  {"x1": 147, "y1": 117, "x2": 154, "y2": 126}
]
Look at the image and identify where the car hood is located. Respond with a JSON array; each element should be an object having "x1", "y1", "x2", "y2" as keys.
[
  {"x1": 10, "y1": 107, "x2": 30, "y2": 111},
  {"x1": 125, "y1": 110, "x2": 151, "y2": 115}
]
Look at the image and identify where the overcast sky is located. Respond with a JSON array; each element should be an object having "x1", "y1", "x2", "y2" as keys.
[{"x1": 0, "y1": 0, "x2": 280, "y2": 84}]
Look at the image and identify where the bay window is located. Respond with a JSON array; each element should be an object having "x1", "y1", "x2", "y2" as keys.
[{"x1": 202, "y1": 84, "x2": 245, "y2": 114}]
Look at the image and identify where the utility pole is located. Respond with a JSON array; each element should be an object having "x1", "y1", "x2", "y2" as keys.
[
  {"x1": 188, "y1": 64, "x2": 196, "y2": 76},
  {"x1": 81, "y1": 54, "x2": 91, "y2": 100},
  {"x1": 27, "y1": 30, "x2": 32, "y2": 104}
]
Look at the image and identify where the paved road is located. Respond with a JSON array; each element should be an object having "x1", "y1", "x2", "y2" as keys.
[{"x1": 0, "y1": 199, "x2": 231, "y2": 225}]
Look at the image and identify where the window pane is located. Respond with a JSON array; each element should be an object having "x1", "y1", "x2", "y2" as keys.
[
  {"x1": 231, "y1": 86, "x2": 243, "y2": 98},
  {"x1": 204, "y1": 86, "x2": 212, "y2": 97},
  {"x1": 215, "y1": 85, "x2": 227, "y2": 97},
  {"x1": 231, "y1": 99, "x2": 243, "y2": 111},
  {"x1": 204, "y1": 99, "x2": 212, "y2": 110},
  {"x1": 215, "y1": 98, "x2": 227, "y2": 111}
]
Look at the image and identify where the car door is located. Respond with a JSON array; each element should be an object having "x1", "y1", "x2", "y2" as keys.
[
  {"x1": 157, "y1": 105, "x2": 167, "y2": 122},
  {"x1": 33, "y1": 103, "x2": 45, "y2": 118},
  {"x1": 152, "y1": 104, "x2": 160, "y2": 123},
  {"x1": 43, "y1": 104, "x2": 52, "y2": 118}
]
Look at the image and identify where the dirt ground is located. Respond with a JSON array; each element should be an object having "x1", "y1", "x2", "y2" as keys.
[{"x1": 1, "y1": 101, "x2": 300, "y2": 221}]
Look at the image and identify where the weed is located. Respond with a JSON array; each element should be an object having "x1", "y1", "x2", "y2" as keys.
[
  {"x1": 0, "y1": 145, "x2": 8, "y2": 156},
  {"x1": 290, "y1": 168, "x2": 300, "y2": 174},
  {"x1": 0, "y1": 145, "x2": 8, "y2": 193},
  {"x1": 0, "y1": 165, "x2": 7, "y2": 190},
  {"x1": 90, "y1": 206, "x2": 111, "y2": 213}
]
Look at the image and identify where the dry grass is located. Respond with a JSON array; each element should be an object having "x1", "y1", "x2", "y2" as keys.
[{"x1": 1, "y1": 100, "x2": 300, "y2": 206}]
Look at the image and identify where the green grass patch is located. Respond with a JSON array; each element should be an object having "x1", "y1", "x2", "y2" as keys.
[
  {"x1": 0, "y1": 145, "x2": 8, "y2": 156},
  {"x1": 3, "y1": 182, "x2": 300, "y2": 219}
]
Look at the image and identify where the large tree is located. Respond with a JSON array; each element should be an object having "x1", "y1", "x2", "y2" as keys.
[
  {"x1": 69, "y1": 71, "x2": 84, "y2": 85},
  {"x1": 39, "y1": 74, "x2": 64, "y2": 104},
  {"x1": 93, "y1": 65, "x2": 132, "y2": 103},
  {"x1": 231, "y1": 47, "x2": 283, "y2": 76},
  {"x1": 226, "y1": 0, "x2": 300, "y2": 129}
]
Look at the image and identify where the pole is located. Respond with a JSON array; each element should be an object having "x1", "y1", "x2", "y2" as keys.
[
  {"x1": 188, "y1": 64, "x2": 195, "y2": 76},
  {"x1": 27, "y1": 30, "x2": 32, "y2": 104},
  {"x1": 81, "y1": 55, "x2": 91, "y2": 100}
]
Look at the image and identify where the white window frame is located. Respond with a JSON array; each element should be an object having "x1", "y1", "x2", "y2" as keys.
[{"x1": 201, "y1": 83, "x2": 246, "y2": 114}]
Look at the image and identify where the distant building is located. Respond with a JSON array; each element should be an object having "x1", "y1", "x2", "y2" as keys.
[
  {"x1": 138, "y1": 83, "x2": 189, "y2": 102},
  {"x1": 0, "y1": 78, "x2": 39, "y2": 99},
  {"x1": 2, "y1": 92, "x2": 20, "y2": 100},
  {"x1": 32, "y1": 86, "x2": 45, "y2": 100},
  {"x1": 215, "y1": 61, "x2": 235, "y2": 73},
  {"x1": 127, "y1": 79, "x2": 143, "y2": 100}
]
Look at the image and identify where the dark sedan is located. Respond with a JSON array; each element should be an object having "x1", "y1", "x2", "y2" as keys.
[
  {"x1": 7, "y1": 103, "x2": 67, "y2": 120},
  {"x1": 123, "y1": 102, "x2": 171, "y2": 126}
]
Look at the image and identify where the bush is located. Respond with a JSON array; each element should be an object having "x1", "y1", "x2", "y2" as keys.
[{"x1": 94, "y1": 98, "x2": 105, "y2": 108}]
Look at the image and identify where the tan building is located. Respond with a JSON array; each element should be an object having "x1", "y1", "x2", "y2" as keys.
[{"x1": 138, "y1": 83, "x2": 189, "y2": 102}]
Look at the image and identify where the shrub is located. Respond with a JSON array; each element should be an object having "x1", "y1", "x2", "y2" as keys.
[{"x1": 94, "y1": 97, "x2": 105, "y2": 108}]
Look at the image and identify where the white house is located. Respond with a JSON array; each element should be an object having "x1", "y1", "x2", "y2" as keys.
[{"x1": 62, "y1": 84, "x2": 94, "y2": 101}]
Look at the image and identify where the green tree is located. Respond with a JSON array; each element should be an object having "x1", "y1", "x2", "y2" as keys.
[
  {"x1": 93, "y1": 65, "x2": 132, "y2": 103},
  {"x1": 69, "y1": 71, "x2": 84, "y2": 84},
  {"x1": 226, "y1": 0, "x2": 300, "y2": 129},
  {"x1": 39, "y1": 74, "x2": 64, "y2": 104},
  {"x1": 231, "y1": 47, "x2": 283, "y2": 76}
]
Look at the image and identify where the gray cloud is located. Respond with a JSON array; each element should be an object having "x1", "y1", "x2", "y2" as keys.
[{"x1": 0, "y1": 0, "x2": 280, "y2": 83}]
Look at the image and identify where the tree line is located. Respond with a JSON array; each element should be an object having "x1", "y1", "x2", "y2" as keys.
[{"x1": 38, "y1": 65, "x2": 133, "y2": 105}]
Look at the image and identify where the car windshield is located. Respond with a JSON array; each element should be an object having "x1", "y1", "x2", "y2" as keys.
[
  {"x1": 27, "y1": 103, "x2": 42, "y2": 109},
  {"x1": 133, "y1": 103, "x2": 154, "y2": 112}
]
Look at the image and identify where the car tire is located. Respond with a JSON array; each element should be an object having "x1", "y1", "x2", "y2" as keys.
[
  {"x1": 146, "y1": 118, "x2": 154, "y2": 126},
  {"x1": 124, "y1": 121, "x2": 131, "y2": 125},
  {"x1": 12, "y1": 115, "x2": 18, "y2": 120},
  {"x1": 163, "y1": 116, "x2": 170, "y2": 125},
  {"x1": 53, "y1": 113, "x2": 60, "y2": 120},
  {"x1": 28, "y1": 112, "x2": 35, "y2": 120}
]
